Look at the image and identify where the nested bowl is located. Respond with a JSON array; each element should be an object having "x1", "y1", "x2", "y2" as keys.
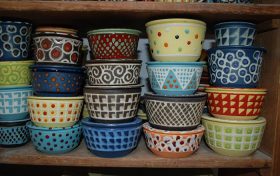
[
  {"x1": 86, "y1": 59, "x2": 142, "y2": 86},
  {"x1": 202, "y1": 114, "x2": 266, "y2": 157},
  {"x1": 205, "y1": 87, "x2": 266, "y2": 120},
  {"x1": 213, "y1": 0, "x2": 252, "y2": 3},
  {"x1": 82, "y1": 117, "x2": 142, "y2": 158},
  {"x1": 144, "y1": 92, "x2": 207, "y2": 130},
  {"x1": 147, "y1": 61, "x2": 205, "y2": 96},
  {"x1": 143, "y1": 122, "x2": 204, "y2": 158},
  {"x1": 87, "y1": 28, "x2": 141, "y2": 59},
  {"x1": 28, "y1": 96, "x2": 84, "y2": 128}
]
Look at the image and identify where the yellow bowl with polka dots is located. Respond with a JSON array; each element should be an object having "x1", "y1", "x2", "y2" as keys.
[
  {"x1": 146, "y1": 18, "x2": 206, "y2": 62},
  {"x1": 28, "y1": 96, "x2": 84, "y2": 128}
]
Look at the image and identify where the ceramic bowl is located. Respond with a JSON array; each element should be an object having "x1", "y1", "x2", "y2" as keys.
[
  {"x1": 30, "y1": 65, "x2": 85, "y2": 97},
  {"x1": 0, "y1": 21, "x2": 32, "y2": 61},
  {"x1": 208, "y1": 46, "x2": 266, "y2": 88},
  {"x1": 0, "y1": 118, "x2": 30, "y2": 147},
  {"x1": 147, "y1": 62, "x2": 205, "y2": 96},
  {"x1": 143, "y1": 122, "x2": 204, "y2": 158},
  {"x1": 205, "y1": 87, "x2": 266, "y2": 120},
  {"x1": 82, "y1": 117, "x2": 142, "y2": 158},
  {"x1": 28, "y1": 96, "x2": 84, "y2": 128},
  {"x1": 84, "y1": 84, "x2": 142, "y2": 123},
  {"x1": 86, "y1": 59, "x2": 142, "y2": 86},
  {"x1": 144, "y1": 92, "x2": 206, "y2": 130},
  {"x1": 87, "y1": 28, "x2": 141, "y2": 59},
  {"x1": 27, "y1": 122, "x2": 82, "y2": 154},
  {"x1": 146, "y1": 18, "x2": 206, "y2": 62},
  {"x1": 0, "y1": 60, "x2": 34, "y2": 86},
  {"x1": 202, "y1": 114, "x2": 265, "y2": 157},
  {"x1": 213, "y1": 0, "x2": 252, "y2": 3},
  {"x1": 0, "y1": 85, "x2": 33, "y2": 121}
]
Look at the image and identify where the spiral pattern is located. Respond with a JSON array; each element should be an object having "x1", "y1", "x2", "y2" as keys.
[{"x1": 0, "y1": 63, "x2": 32, "y2": 85}]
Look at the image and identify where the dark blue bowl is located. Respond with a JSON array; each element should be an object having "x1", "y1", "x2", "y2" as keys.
[
  {"x1": 30, "y1": 65, "x2": 85, "y2": 97},
  {"x1": 82, "y1": 117, "x2": 142, "y2": 158}
]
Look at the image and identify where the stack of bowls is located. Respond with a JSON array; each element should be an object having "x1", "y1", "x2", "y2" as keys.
[
  {"x1": 0, "y1": 20, "x2": 33, "y2": 147},
  {"x1": 143, "y1": 18, "x2": 207, "y2": 158},
  {"x1": 202, "y1": 21, "x2": 267, "y2": 157},
  {"x1": 27, "y1": 27, "x2": 84, "y2": 154},
  {"x1": 82, "y1": 28, "x2": 143, "y2": 158}
]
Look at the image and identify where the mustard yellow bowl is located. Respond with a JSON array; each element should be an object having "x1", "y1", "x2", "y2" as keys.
[{"x1": 146, "y1": 18, "x2": 206, "y2": 62}]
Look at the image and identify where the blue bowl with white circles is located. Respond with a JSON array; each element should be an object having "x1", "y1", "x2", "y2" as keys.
[
  {"x1": 82, "y1": 117, "x2": 142, "y2": 158},
  {"x1": 27, "y1": 122, "x2": 82, "y2": 154},
  {"x1": 0, "y1": 85, "x2": 33, "y2": 121},
  {"x1": 207, "y1": 46, "x2": 266, "y2": 88},
  {"x1": 0, "y1": 21, "x2": 32, "y2": 60}
]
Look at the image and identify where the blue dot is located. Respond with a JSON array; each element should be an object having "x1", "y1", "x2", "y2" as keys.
[
  {"x1": 240, "y1": 70, "x2": 246, "y2": 76},
  {"x1": 217, "y1": 52, "x2": 222, "y2": 57},
  {"x1": 245, "y1": 75, "x2": 251, "y2": 81},
  {"x1": 217, "y1": 72, "x2": 222, "y2": 77},
  {"x1": 219, "y1": 60, "x2": 224, "y2": 65},
  {"x1": 250, "y1": 65, "x2": 256, "y2": 72},
  {"x1": 222, "y1": 78, "x2": 228, "y2": 83},
  {"x1": 223, "y1": 67, "x2": 230, "y2": 74},
  {"x1": 227, "y1": 55, "x2": 234, "y2": 61},
  {"x1": 230, "y1": 74, "x2": 237, "y2": 81},
  {"x1": 242, "y1": 59, "x2": 249, "y2": 65},
  {"x1": 238, "y1": 52, "x2": 244, "y2": 57}
]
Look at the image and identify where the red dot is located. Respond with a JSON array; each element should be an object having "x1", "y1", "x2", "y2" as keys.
[
  {"x1": 71, "y1": 53, "x2": 78, "y2": 63},
  {"x1": 158, "y1": 32, "x2": 161, "y2": 37},
  {"x1": 52, "y1": 118, "x2": 55, "y2": 122},
  {"x1": 64, "y1": 42, "x2": 72, "y2": 52},
  {"x1": 164, "y1": 42, "x2": 168, "y2": 48},
  {"x1": 187, "y1": 41, "x2": 191, "y2": 45},
  {"x1": 163, "y1": 85, "x2": 167, "y2": 89},
  {"x1": 51, "y1": 104, "x2": 55, "y2": 108},
  {"x1": 43, "y1": 112, "x2": 47, "y2": 116},
  {"x1": 169, "y1": 84, "x2": 173, "y2": 88},
  {"x1": 175, "y1": 85, "x2": 179, "y2": 88}
]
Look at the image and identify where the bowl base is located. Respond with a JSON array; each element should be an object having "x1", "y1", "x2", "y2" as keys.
[
  {"x1": 34, "y1": 92, "x2": 82, "y2": 97},
  {"x1": 89, "y1": 149, "x2": 134, "y2": 158},
  {"x1": 152, "y1": 55, "x2": 200, "y2": 62},
  {"x1": 210, "y1": 113, "x2": 258, "y2": 120},
  {"x1": 153, "y1": 89, "x2": 196, "y2": 96},
  {"x1": 33, "y1": 121, "x2": 77, "y2": 128},
  {"x1": 0, "y1": 113, "x2": 29, "y2": 121},
  {"x1": 149, "y1": 148, "x2": 195, "y2": 158},
  {"x1": 150, "y1": 123, "x2": 198, "y2": 131},
  {"x1": 0, "y1": 141, "x2": 29, "y2": 148},
  {"x1": 35, "y1": 146, "x2": 78, "y2": 154},
  {"x1": 90, "y1": 117, "x2": 135, "y2": 124},
  {"x1": 208, "y1": 144, "x2": 256, "y2": 157}
]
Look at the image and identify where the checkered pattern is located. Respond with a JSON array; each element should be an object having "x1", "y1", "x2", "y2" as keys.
[{"x1": 0, "y1": 125, "x2": 29, "y2": 145}]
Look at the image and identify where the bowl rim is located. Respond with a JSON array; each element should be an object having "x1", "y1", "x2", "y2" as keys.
[
  {"x1": 35, "y1": 26, "x2": 78, "y2": 34},
  {"x1": 86, "y1": 59, "x2": 142, "y2": 64},
  {"x1": 26, "y1": 121, "x2": 81, "y2": 130},
  {"x1": 84, "y1": 84, "x2": 143, "y2": 89},
  {"x1": 207, "y1": 46, "x2": 266, "y2": 53},
  {"x1": 146, "y1": 61, "x2": 206, "y2": 66},
  {"x1": 33, "y1": 33, "x2": 81, "y2": 41},
  {"x1": 27, "y1": 96, "x2": 84, "y2": 100},
  {"x1": 145, "y1": 18, "x2": 206, "y2": 27},
  {"x1": 0, "y1": 118, "x2": 30, "y2": 126},
  {"x1": 0, "y1": 85, "x2": 33, "y2": 90},
  {"x1": 0, "y1": 20, "x2": 32, "y2": 25},
  {"x1": 214, "y1": 21, "x2": 256, "y2": 28},
  {"x1": 0, "y1": 60, "x2": 34, "y2": 65},
  {"x1": 87, "y1": 28, "x2": 141, "y2": 36},
  {"x1": 30, "y1": 64, "x2": 85, "y2": 72},
  {"x1": 144, "y1": 92, "x2": 207, "y2": 101},
  {"x1": 81, "y1": 117, "x2": 142, "y2": 128},
  {"x1": 202, "y1": 114, "x2": 266, "y2": 124},
  {"x1": 205, "y1": 87, "x2": 267, "y2": 94}
]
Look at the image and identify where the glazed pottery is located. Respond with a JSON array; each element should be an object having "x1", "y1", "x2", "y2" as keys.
[
  {"x1": 0, "y1": 21, "x2": 32, "y2": 60},
  {"x1": 84, "y1": 84, "x2": 142, "y2": 123},
  {"x1": 202, "y1": 114, "x2": 265, "y2": 157},
  {"x1": 205, "y1": 87, "x2": 266, "y2": 120},
  {"x1": 0, "y1": 85, "x2": 33, "y2": 121},
  {"x1": 82, "y1": 117, "x2": 142, "y2": 158},
  {"x1": 0, "y1": 118, "x2": 30, "y2": 147},
  {"x1": 143, "y1": 122, "x2": 204, "y2": 158},
  {"x1": 27, "y1": 122, "x2": 82, "y2": 154},
  {"x1": 28, "y1": 96, "x2": 84, "y2": 127},
  {"x1": 0, "y1": 60, "x2": 34, "y2": 86},
  {"x1": 86, "y1": 59, "x2": 142, "y2": 86},
  {"x1": 146, "y1": 18, "x2": 206, "y2": 62},
  {"x1": 87, "y1": 28, "x2": 141, "y2": 59},
  {"x1": 215, "y1": 22, "x2": 256, "y2": 46},
  {"x1": 30, "y1": 65, "x2": 85, "y2": 97},
  {"x1": 213, "y1": 0, "x2": 252, "y2": 3},
  {"x1": 208, "y1": 46, "x2": 265, "y2": 88},
  {"x1": 144, "y1": 92, "x2": 206, "y2": 130},
  {"x1": 147, "y1": 62, "x2": 205, "y2": 96}
]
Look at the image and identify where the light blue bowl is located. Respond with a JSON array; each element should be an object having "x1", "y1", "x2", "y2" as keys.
[{"x1": 147, "y1": 62, "x2": 205, "y2": 96}]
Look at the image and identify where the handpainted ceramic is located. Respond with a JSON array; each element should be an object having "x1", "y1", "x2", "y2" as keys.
[
  {"x1": 28, "y1": 96, "x2": 84, "y2": 128},
  {"x1": 146, "y1": 18, "x2": 206, "y2": 62},
  {"x1": 147, "y1": 62, "x2": 205, "y2": 96},
  {"x1": 143, "y1": 122, "x2": 204, "y2": 158},
  {"x1": 144, "y1": 92, "x2": 206, "y2": 130},
  {"x1": 84, "y1": 84, "x2": 142, "y2": 123},
  {"x1": 0, "y1": 85, "x2": 33, "y2": 121},
  {"x1": 82, "y1": 117, "x2": 142, "y2": 158},
  {"x1": 213, "y1": 0, "x2": 252, "y2": 3},
  {"x1": 215, "y1": 22, "x2": 256, "y2": 46},
  {"x1": 0, "y1": 118, "x2": 30, "y2": 147},
  {"x1": 27, "y1": 122, "x2": 82, "y2": 154},
  {"x1": 30, "y1": 65, "x2": 85, "y2": 97},
  {"x1": 202, "y1": 114, "x2": 265, "y2": 157},
  {"x1": 0, "y1": 21, "x2": 32, "y2": 61},
  {"x1": 208, "y1": 46, "x2": 265, "y2": 88},
  {"x1": 0, "y1": 60, "x2": 34, "y2": 86},
  {"x1": 87, "y1": 28, "x2": 141, "y2": 59},
  {"x1": 205, "y1": 87, "x2": 266, "y2": 120},
  {"x1": 86, "y1": 59, "x2": 142, "y2": 86}
]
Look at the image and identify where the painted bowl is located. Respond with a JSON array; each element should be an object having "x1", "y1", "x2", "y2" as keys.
[
  {"x1": 84, "y1": 84, "x2": 142, "y2": 123},
  {"x1": 143, "y1": 122, "x2": 204, "y2": 158},
  {"x1": 0, "y1": 118, "x2": 30, "y2": 147},
  {"x1": 86, "y1": 59, "x2": 142, "y2": 86},
  {"x1": 30, "y1": 65, "x2": 85, "y2": 97},
  {"x1": 87, "y1": 28, "x2": 141, "y2": 59},
  {"x1": 0, "y1": 85, "x2": 33, "y2": 121},
  {"x1": 202, "y1": 114, "x2": 265, "y2": 157},
  {"x1": 82, "y1": 117, "x2": 142, "y2": 158},
  {"x1": 208, "y1": 46, "x2": 266, "y2": 88},
  {"x1": 146, "y1": 18, "x2": 206, "y2": 62},
  {"x1": 27, "y1": 122, "x2": 82, "y2": 154},
  {"x1": 147, "y1": 61, "x2": 205, "y2": 96},
  {"x1": 28, "y1": 96, "x2": 84, "y2": 128},
  {"x1": 205, "y1": 87, "x2": 266, "y2": 120},
  {"x1": 144, "y1": 92, "x2": 206, "y2": 130},
  {"x1": 0, "y1": 20, "x2": 32, "y2": 61},
  {"x1": 213, "y1": 0, "x2": 252, "y2": 3},
  {"x1": 0, "y1": 60, "x2": 34, "y2": 86}
]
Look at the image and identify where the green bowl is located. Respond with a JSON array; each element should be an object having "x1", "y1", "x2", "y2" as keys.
[{"x1": 202, "y1": 114, "x2": 266, "y2": 157}]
